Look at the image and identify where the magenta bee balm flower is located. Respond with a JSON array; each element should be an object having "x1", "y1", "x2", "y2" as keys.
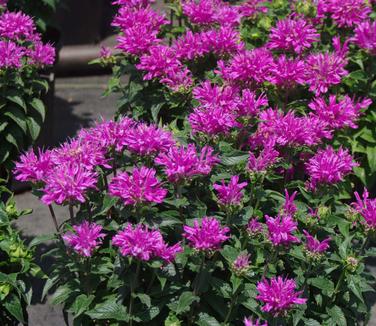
[
  {"x1": 112, "y1": 224, "x2": 182, "y2": 262},
  {"x1": 109, "y1": 167, "x2": 167, "y2": 206},
  {"x1": 266, "y1": 215, "x2": 300, "y2": 246},
  {"x1": 256, "y1": 276, "x2": 307, "y2": 315},
  {"x1": 353, "y1": 20, "x2": 376, "y2": 55},
  {"x1": 268, "y1": 18, "x2": 319, "y2": 54},
  {"x1": 155, "y1": 144, "x2": 219, "y2": 183},
  {"x1": 303, "y1": 230, "x2": 331, "y2": 254},
  {"x1": 183, "y1": 217, "x2": 230, "y2": 251},
  {"x1": 244, "y1": 317, "x2": 268, "y2": 326},
  {"x1": 213, "y1": 175, "x2": 248, "y2": 206},
  {"x1": 63, "y1": 221, "x2": 105, "y2": 257},
  {"x1": 305, "y1": 146, "x2": 357, "y2": 190},
  {"x1": 353, "y1": 188, "x2": 376, "y2": 230}
]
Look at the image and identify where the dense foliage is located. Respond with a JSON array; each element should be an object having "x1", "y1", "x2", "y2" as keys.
[
  {"x1": 0, "y1": 6, "x2": 55, "y2": 174},
  {"x1": 0, "y1": 183, "x2": 43, "y2": 324},
  {"x1": 14, "y1": 0, "x2": 376, "y2": 325}
]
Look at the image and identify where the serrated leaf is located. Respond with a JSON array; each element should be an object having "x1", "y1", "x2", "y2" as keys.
[
  {"x1": 4, "y1": 294, "x2": 25, "y2": 323},
  {"x1": 6, "y1": 95, "x2": 26, "y2": 110},
  {"x1": 220, "y1": 154, "x2": 249, "y2": 166},
  {"x1": 326, "y1": 305, "x2": 347, "y2": 326},
  {"x1": 51, "y1": 283, "x2": 77, "y2": 305},
  {"x1": 309, "y1": 277, "x2": 334, "y2": 295},
  {"x1": 86, "y1": 299, "x2": 128, "y2": 321},
  {"x1": 196, "y1": 313, "x2": 220, "y2": 326},
  {"x1": 69, "y1": 294, "x2": 95, "y2": 317},
  {"x1": 167, "y1": 292, "x2": 199, "y2": 315},
  {"x1": 4, "y1": 108, "x2": 27, "y2": 133}
]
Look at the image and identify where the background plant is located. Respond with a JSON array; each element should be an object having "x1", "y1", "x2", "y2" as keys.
[
  {"x1": 0, "y1": 182, "x2": 44, "y2": 325},
  {"x1": 15, "y1": 0, "x2": 376, "y2": 325}
]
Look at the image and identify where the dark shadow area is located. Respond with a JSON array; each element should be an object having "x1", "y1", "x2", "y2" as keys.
[{"x1": 51, "y1": 96, "x2": 93, "y2": 146}]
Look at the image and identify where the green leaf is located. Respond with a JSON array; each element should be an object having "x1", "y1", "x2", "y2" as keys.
[
  {"x1": 134, "y1": 293, "x2": 151, "y2": 308},
  {"x1": 367, "y1": 146, "x2": 376, "y2": 173},
  {"x1": 69, "y1": 294, "x2": 95, "y2": 317},
  {"x1": 4, "y1": 108, "x2": 27, "y2": 133},
  {"x1": 30, "y1": 98, "x2": 46, "y2": 121},
  {"x1": 220, "y1": 154, "x2": 249, "y2": 166},
  {"x1": 326, "y1": 305, "x2": 347, "y2": 326},
  {"x1": 196, "y1": 313, "x2": 221, "y2": 326},
  {"x1": 304, "y1": 319, "x2": 322, "y2": 326},
  {"x1": 167, "y1": 292, "x2": 199, "y2": 315},
  {"x1": 51, "y1": 283, "x2": 77, "y2": 305},
  {"x1": 28, "y1": 234, "x2": 56, "y2": 248},
  {"x1": 42, "y1": 276, "x2": 58, "y2": 300},
  {"x1": 6, "y1": 95, "x2": 26, "y2": 111},
  {"x1": 86, "y1": 299, "x2": 128, "y2": 321},
  {"x1": 26, "y1": 115, "x2": 42, "y2": 141},
  {"x1": 309, "y1": 277, "x2": 334, "y2": 295},
  {"x1": 4, "y1": 294, "x2": 25, "y2": 323}
]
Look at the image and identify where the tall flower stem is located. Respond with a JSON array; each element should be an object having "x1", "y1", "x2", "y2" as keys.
[
  {"x1": 188, "y1": 254, "x2": 205, "y2": 325},
  {"x1": 129, "y1": 260, "x2": 141, "y2": 326},
  {"x1": 69, "y1": 203, "x2": 75, "y2": 224},
  {"x1": 48, "y1": 205, "x2": 60, "y2": 234},
  {"x1": 333, "y1": 267, "x2": 346, "y2": 302},
  {"x1": 223, "y1": 286, "x2": 240, "y2": 324}
]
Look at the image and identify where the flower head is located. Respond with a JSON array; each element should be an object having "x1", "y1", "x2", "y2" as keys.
[
  {"x1": 41, "y1": 163, "x2": 97, "y2": 205},
  {"x1": 183, "y1": 217, "x2": 230, "y2": 251},
  {"x1": 124, "y1": 123, "x2": 175, "y2": 156},
  {"x1": 305, "y1": 146, "x2": 357, "y2": 190},
  {"x1": 0, "y1": 11, "x2": 36, "y2": 41},
  {"x1": 247, "y1": 218, "x2": 264, "y2": 235},
  {"x1": 303, "y1": 230, "x2": 331, "y2": 254},
  {"x1": 352, "y1": 188, "x2": 376, "y2": 230},
  {"x1": 112, "y1": 224, "x2": 182, "y2": 262},
  {"x1": 237, "y1": 89, "x2": 268, "y2": 117},
  {"x1": 256, "y1": 276, "x2": 307, "y2": 315},
  {"x1": 239, "y1": 0, "x2": 269, "y2": 18},
  {"x1": 266, "y1": 215, "x2": 300, "y2": 246},
  {"x1": 305, "y1": 52, "x2": 348, "y2": 96},
  {"x1": 269, "y1": 55, "x2": 306, "y2": 88},
  {"x1": 233, "y1": 253, "x2": 251, "y2": 274},
  {"x1": 309, "y1": 95, "x2": 371, "y2": 129},
  {"x1": 28, "y1": 42, "x2": 55, "y2": 66},
  {"x1": 109, "y1": 167, "x2": 167, "y2": 205},
  {"x1": 213, "y1": 175, "x2": 248, "y2": 206},
  {"x1": 321, "y1": 0, "x2": 371, "y2": 27},
  {"x1": 14, "y1": 149, "x2": 53, "y2": 183},
  {"x1": 268, "y1": 18, "x2": 319, "y2": 54},
  {"x1": 282, "y1": 189, "x2": 297, "y2": 217},
  {"x1": 155, "y1": 144, "x2": 219, "y2": 182},
  {"x1": 248, "y1": 142, "x2": 279, "y2": 173},
  {"x1": 63, "y1": 221, "x2": 105, "y2": 257},
  {"x1": 352, "y1": 20, "x2": 376, "y2": 55},
  {"x1": 244, "y1": 317, "x2": 268, "y2": 326},
  {"x1": 0, "y1": 40, "x2": 24, "y2": 68}
]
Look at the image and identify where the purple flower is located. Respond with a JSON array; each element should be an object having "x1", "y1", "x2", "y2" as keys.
[
  {"x1": 282, "y1": 189, "x2": 297, "y2": 217},
  {"x1": 0, "y1": 0, "x2": 7, "y2": 7},
  {"x1": 266, "y1": 215, "x2": 300, "y2": 246},
  {"x1": 248, "y1": 142, "x2": 279, "y2": 173},
  {"x1": 244, "y1": 317, "x2": 268, "y2": 326},
  {"x1": 353, "y1": 188, "x2": 376, "y2": 230},
  {"x1": 137, "y1": 45, "x2": 192, "y2": 91},
  {"x1": 233, "y1": 253, "x2": 251, "y2": 273},
  {"x1": 62, "y1": 221, "x2": 105, "y2": 257},
  {"x1": 213, "y1": 175, "x2": 248, "y2": 206},
  {"x1": 41, "y1": 163, "x2": 98, "y2": 205},
  {"x1": 269, "y1": 55, "x2": 306, "y2": 88},
  {"x1": 256, "y1": 276, "x2": 307, "y2": 315},
  {"x1": 239, "y1": 0, "x2": 269, "y2": 18},
  {"x1": 247, "y1": 218, "x2": 264, "y2": 234},
  {"x1": 305, "y1": 52, "x2": 348, "y2": 96},
  {"x1": 268, "y1": 18, "x2": 319, "y2": 54},
  {"x1": 237, "y1": 89, "x2": 268, "y2": 117},
  {"x1": 352, "y1": 20, "x2": 376, "y2": 55},
  {"x1": 305, "y1": 146, "x2": 358, "y2": 190},
  {"x1": 109, "y1": 167, "x2": 167, "y2": 206},
  {"x1": 112, "y1": 224, "x2": 182, "y2": 262},
  {"x1": 321, "y1": 0, "x2": 371, "y2": 28},
  {"x1": 183, "y1": 217, "x2": 230, "y2": 251},
  {"x1": 217, "y1": 48, "x2": 275, "y2": 86},
  {"x1": 124, "y1": 123, "x2": 175, "y2": 156},
  {"x1": 0, "y1": 11, "x2": 36, "y2": 41},
  {"x1": 303, "y1": 230, "x2": 331, "y2": 254},
  {"x1": 0, "y1": 40, "x2": 24, "y2": 68},
  {"x1": 155, "y1": 144, "x2": 219, "y2": 183},
  {"x1": 28, "y1": 42, "x2": 55, "y2": 66},
  {"x1": 99, "y1": 46, "x2": 112, "y2": 59},
  {"x1": 251, "y1": 108, "x2": 331, "y2": 148},
  {"x1": 14, "y1": 149, "x2": 53, "y2": 183},
  {"x1": 113, "y1": 6, "x2": 167, "y2": 55},
  {"x1": 189, "y1": 106, "x2": 240, "y2": 136},
  {"x1": 309, "y1": 95, "x2": 372, "y2": 129}
]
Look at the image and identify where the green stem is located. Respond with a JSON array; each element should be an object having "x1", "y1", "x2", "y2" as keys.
[
  {"x1": 68, "y1": 203, "x2": 74, "y2": 224},
  {"x1": 129, "y1": 260, "x2": 141, "y2": 326},
  {"x1": 333, "y1": 268, "x2": 346, "y2": 301},
  {"x1": 48, "y1": 204, "x2": 60, "y2": 234},
  {"x1": 360, "y1": 235, "x2": 370, "y2": 256},
  {"x1": 223, "y1": 287, "x2": 240, "y2": 324},
  {"x1": 193, "y1": 255, "x2": 205, "y2": 295}
]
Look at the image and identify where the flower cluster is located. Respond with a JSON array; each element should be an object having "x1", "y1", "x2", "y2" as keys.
[
  {"x1": 0, "y1": 11, "x2": 55, "y2": 69},
  {"x1": 63, "y1": 222, "x2": 105, "y2": 257},
  {"x1": 112, "y1": 224, "x2": 182, "y2": 262}
]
